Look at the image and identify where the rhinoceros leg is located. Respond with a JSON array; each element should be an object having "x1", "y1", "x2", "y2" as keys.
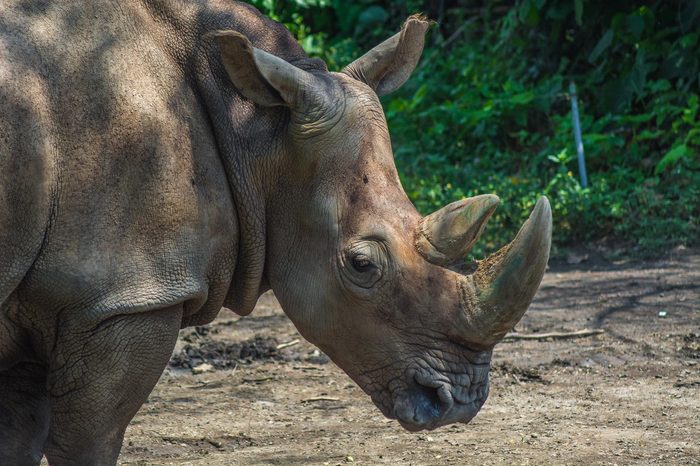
[
  {"x1": 43, "y1": 305, "x2": 182, "y2": 466},
  {"x1": 0, "y1": 362, "x2": 49, "y2": 466}
]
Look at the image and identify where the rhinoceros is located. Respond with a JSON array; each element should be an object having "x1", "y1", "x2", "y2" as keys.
[{"x1": 0, "y1": 1, "x2": 551, "y2": 464}]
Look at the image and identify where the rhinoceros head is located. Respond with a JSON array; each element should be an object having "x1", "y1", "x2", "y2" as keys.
[{"x1": 215, "y1": 16, "x2": 551, "y2": 431}]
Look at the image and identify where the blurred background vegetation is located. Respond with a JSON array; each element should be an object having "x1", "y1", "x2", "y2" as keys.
[{"x1": 251, "y1": 0, "x2": 699, "y2": 257}]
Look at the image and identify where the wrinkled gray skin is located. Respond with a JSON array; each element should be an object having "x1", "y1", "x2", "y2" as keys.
[{"x1": 0, "y1": 1, "x2": 551, "y2": 464}]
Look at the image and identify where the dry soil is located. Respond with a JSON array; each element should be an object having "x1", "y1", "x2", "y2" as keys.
[{"x1": 119, "y1": 248, "x2": 700, "y2": 465}]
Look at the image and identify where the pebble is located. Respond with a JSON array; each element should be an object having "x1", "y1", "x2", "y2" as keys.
[{"x1": 192, "y1": 363, "x2": 214, "y2": 375}]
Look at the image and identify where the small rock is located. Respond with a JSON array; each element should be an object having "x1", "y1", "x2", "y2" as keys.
[
  {"x1": 345, "y1": 456, "x2": 354, "y2": 462},
  {"x1": 192, "y1": 363, "x2": 214, "y2": 375},
  {"x1": 531, "y1": 433, "x2": 539, "y2": 438},
  {"x1": 658, "y1": 311, "x2": 668, "y2": 318},
  {"x1": 207, "y1": 439, "x2": 223, "y2": 449}
]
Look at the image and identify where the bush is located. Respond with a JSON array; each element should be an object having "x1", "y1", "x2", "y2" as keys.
[{"x1": 253, "y1": 1, "x2": 700, "y2": 256}]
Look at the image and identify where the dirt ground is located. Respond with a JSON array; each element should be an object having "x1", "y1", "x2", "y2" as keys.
[{"x1": 119, "y1": 248, "x2": 699, "y2": 465}]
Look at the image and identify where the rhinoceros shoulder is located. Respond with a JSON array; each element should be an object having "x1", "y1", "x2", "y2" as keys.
[
  {"x1": 2, "y1": 2, "x2": 239, "y2": 337},
  {"x1": 0, "y1": 23, "x2": 59, "y2": 307}
]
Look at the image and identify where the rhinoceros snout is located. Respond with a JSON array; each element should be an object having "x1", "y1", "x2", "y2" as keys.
[{"x1": 392, "y1": 375, "x2": 489, "y2": 431}]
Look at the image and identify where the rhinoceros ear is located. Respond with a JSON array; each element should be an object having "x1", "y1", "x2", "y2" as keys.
[
  {"x1": 342, "y1": 14, "x2": 430, "y2": 96},
  {"x1": 214, "y1": 30, "x2": 318, "y2": 108}
]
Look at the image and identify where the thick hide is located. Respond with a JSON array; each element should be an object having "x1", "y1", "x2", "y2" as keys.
[{"x1": 0, "y1": 2, "x2": 551, "y2": 464}]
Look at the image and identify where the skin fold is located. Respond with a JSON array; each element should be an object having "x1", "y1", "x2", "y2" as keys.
[{"x1": 0, "y1": 1, "x2": 551, "y2": 464}]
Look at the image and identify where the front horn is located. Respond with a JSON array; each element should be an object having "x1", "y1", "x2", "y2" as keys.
[
  {"x1": 471, "y1": 196, "x2": 552, "y2": 343},
  {"x1": 415, "y1": 194, "x2": 500, "y2": 266}
]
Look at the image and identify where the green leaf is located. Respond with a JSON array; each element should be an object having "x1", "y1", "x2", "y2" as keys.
[
  {"x1": 574, "y1": 0, "x2": 583, "y2": 26},
  {"x1": 655, "y1": 144, "x2": 690, "y2": 174},
  {"x1": 508, "y1": 91, "x2": 535, "y2": 105},
  {"x1": 626, "y1": 14, "x2": 645, "y2": 40},
  {"x1": 680, "y1": 32, "x2": 699, "y2": 48},
  {"x1": 588, "y1": 29, "x2": 614, "y2": 63},
  {"x1": 649, "y1": 79, "x2": 671, "y2": 92}
]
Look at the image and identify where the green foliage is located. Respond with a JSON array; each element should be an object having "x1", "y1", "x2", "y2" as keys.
[
  {"x1": 252, "y1": 1, "x2": 700, "y2": 256},
  {"x1": 248, "y1": 1, "x2": 422, "y2": 68}
]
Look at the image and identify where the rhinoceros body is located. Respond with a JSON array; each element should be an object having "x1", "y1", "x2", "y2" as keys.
[{"x1": 0, "y1": 1, "x2": 551, "y2": 464}]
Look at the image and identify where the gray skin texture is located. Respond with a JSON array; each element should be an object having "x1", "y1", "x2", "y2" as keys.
[{"x1": 0, "y1": 1, "x2": 551, "y2": 464}]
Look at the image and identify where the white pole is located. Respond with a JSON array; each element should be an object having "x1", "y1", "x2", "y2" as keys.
[{"x1": 569, "y1": 81, "x2": 588, "y2": 188}]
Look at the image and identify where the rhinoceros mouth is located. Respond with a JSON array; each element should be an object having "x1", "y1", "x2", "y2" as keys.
[
  {"x1": 372, "y1": 373, "x2": 489, "y2": 432},
  {"x1": 388, "y1": 373, "x2": 488, "y2": 431},
  {"x1": 392, "y1": 378, "x2": 450, "y2": 431}
]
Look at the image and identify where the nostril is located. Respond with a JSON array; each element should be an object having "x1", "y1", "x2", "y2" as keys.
[
  {"x1": 411, "y1": 374, "x2": 457, "y2": 424},
  {"x1": 411, "y1": 382, "x2": 442, "y2": 423}
]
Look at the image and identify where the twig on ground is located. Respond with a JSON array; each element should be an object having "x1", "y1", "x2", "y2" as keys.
[
  {"x1": 292, "y1": 365, "x2": 323, "y2": 371},
  {"x1": 301, "y1": 396, "x2": 340, "y2": 403},
  {"x1": 276, "y1": 339, "x2": 300, "y2": 350},
  {"x1": 502, "y1": 329, "x2": 604, "y2": 342},
  {"x1": 242, "y1": 376, "x2": 278, "y2": 384}
]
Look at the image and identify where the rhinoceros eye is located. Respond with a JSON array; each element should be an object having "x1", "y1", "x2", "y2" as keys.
[
  {"x1": 344, "y1": 242, "x2": 384, "y2": 289},
  {"x1": 350, "y1": 254, "x2": 374, "y2": 273}
]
